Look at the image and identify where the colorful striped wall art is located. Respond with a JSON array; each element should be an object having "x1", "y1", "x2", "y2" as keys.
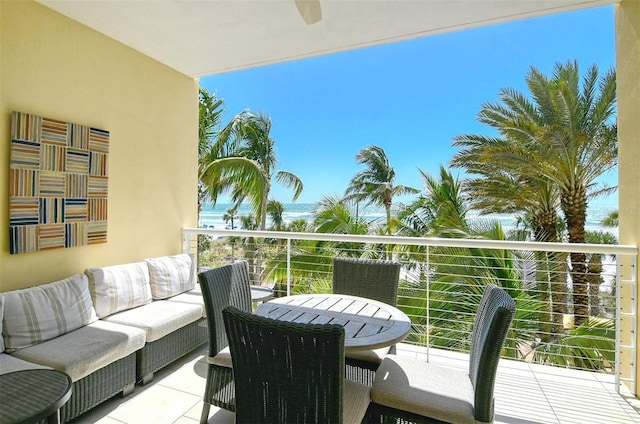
[{"x1": 9, "y1": 111, "x2": 109, "y2": 254}]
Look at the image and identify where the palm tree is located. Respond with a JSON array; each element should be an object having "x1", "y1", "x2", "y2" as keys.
[
  {"x1": 239, "y1": 213, "x2": 259, "y2": 282},
  {"x1": 345, "y1": 145, "x2": 418, "y2": 260},
  {"x1": 396, "y1": 166, "x2": 539, "y2": 357},
  {"x1": 312, "y1": 194, "x2": 374, "y2": 258},
  {"x1": 584, "y1": 230, "x2": 618, "y2": 317},
  {"x1": 197, "y1": 88, "x2": 224, "y2": 213},
  {"x1": 451, "y1": 138, "x2": 561, "y2": 243},
  {"x1": 601, "y1": 210, "x2": 619, "y2": 227},
  {"x1": 394, "y1": 165, "x2": 469, "y2": 307},
  {"x1": 201, "y1": 110, "x2": 304, "y2": 283},
  {"x1": 264, "y1": 195, "x2": 375, "y2": 296},
  {"x1": 451, "y1": 133, "x2": 567, "y2": 340},
  {"x1": 267, "y1": 200, "x2": 285, "y2": 231},
  {"x1": 399, "y1": 165, "x2": 468, "y2": 237},
  {"x1": 450, "y1": 61, "x2": 617, "y2": 327},
  {"x1": 223, "y1": 206, "x2": 238, "y2": 229},
  {"x1": 205, "y1": 110, "x2": 303, "y2": 231},
  {"x1": 313, "y1": 195, "x2": 371, "y2": 236}
]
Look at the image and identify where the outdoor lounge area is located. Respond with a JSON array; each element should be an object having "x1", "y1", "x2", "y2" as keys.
[{"x1": 2, "y1": 1, "x2": 640, "y2": 423}]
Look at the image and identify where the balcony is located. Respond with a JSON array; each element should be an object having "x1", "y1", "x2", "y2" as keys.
[{"x1": 73, "y1": 228, "x2": 640, "y2": 422}]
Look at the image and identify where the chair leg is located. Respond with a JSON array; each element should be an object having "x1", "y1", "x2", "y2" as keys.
[{"x1": 200, "y1": 402, "x2": 211, "y2": 424}]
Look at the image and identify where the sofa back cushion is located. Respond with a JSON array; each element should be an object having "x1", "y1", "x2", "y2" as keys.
[
  {"x1": 2, "y1": 274, "x2": 98, "y2": 352},
  {"x1": 85, "y1": 261, "x2": 152, "y2": 318},
  {"x1": 145, "y1": 254, "x2": 196, "y2": 299}
]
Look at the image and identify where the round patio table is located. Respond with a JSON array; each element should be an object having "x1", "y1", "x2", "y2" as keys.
[
  {"x1": 255, "y1": 293, "x2": 411, "y2": 351},
  {"x1": 0, "y1": 368, "x2": 72, "y2": 424}
]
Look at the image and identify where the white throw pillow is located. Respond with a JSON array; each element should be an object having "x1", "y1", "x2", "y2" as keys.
[
  {"x1": 145, "y1": 254, "x2": 196, "y2": 299},
  {"x1": 85, "y1": 261, "x2": 152, "y2": 318},
  {"x1": 2, "y1": 274, "x2": 98, "y2": 352}
]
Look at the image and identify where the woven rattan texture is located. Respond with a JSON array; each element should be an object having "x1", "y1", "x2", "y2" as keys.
[
  {"x1": 368, "y1": 284, "x2": 516, "y2": 424},
  {"x1": 136, "y1": 317, "x2": 207, "y2": 382},
  {"x1": 61, "y1": 352, "x2": 136, "y2": 422},
  {"x1": 223, "y1": 306, "x2": 346, "y2": 424},
  {"x1": 198, "y1": 261, "x2": 252, "y2": 414},
  {"x1": 333, "y1": 257, "x2": 401, "y2": 386},
  {"x1": 0, "y1": 369, "x2": 71, "y2": 423},
  {"x1": 333, "y1": 258, "x2": 401, "y2": 307}
]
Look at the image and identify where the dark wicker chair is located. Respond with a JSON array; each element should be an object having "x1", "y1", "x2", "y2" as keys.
[
  {"x1": 222, "y1": 305, "x2": 371, "y2": 424},
  {"x1": 198, "y1": 261, "x2": 252, "y2": 423},
  {"x1": 367, "y1": 284, "x2": 516, "y2": 424},
  {"x1": 333, "y1": 257, "x2": 401, "y2": 385}
]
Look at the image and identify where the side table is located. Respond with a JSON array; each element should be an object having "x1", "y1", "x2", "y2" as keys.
[
  {"x1": 0, "y1": 369, "x2": 72, "y2": 424},
  {"x1": 250, "y1": 285, "x2": 274, "y2": 303}
]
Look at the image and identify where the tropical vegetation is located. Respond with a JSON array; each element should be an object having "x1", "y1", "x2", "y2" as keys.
[{"x1": 196, "y1": 60, "x2": 619, "y2": 372}]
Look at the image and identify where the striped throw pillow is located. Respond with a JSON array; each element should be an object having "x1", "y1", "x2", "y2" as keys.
[
  {"x1": 85, "y1": 261, "x2": 152, "y2": 318},
  {"x1": 146, "y1": 254, "x2": 196, "y2": 299},
  {"x1": 2, "y1": 274, "x2": 98, "y2": 352}
]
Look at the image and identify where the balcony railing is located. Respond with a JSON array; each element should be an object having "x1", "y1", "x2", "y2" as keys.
[{"x1": 182, "y1": 228, "x2": 638, "y2": 394}]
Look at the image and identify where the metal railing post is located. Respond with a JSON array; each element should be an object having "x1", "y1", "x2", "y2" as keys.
[
  {"x1": 616, "y1": 254, "x2": 637, "y2": 394},
  {"x1": 287, "y1": 238, "x2": 291, "y2": 297},
  {"x1": 426, "y1": 245, "x2": 430, "y2": 362}
]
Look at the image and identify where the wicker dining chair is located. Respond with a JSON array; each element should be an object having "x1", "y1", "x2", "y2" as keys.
[
  {"x1": 198, "y1": 261, "x2": 252, "y2": 424},
  {"x1": 367, "y1": 284, "x2": 516, "y2": 424},
  {"x1": 222, "y1": 305, "x2": 371, "y2": 424},
  {"x1": 332, "y1": 257, "x2": 401, "y2": 385}
]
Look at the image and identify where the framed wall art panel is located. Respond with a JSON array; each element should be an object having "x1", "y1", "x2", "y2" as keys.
[{"x1": 9, "y1": 111, "x2": 109, "y2": 254}]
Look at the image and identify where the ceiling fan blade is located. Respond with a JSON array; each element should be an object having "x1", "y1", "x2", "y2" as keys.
[{"x1": 295, "y1": 0, "x2": 322, "y2": 25}]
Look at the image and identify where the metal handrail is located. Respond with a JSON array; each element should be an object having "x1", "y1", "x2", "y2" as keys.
[{"x1": 182, "y1": 227, "x2": 637, "y2": 255}]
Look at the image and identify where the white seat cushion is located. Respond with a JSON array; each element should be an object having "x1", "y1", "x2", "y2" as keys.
[
  {"x1": 10, "y1": 320, "x2": 145, "y2": 381},
  {"x1": 372, "y1": 355, "x2": 479, "y2": 424},
  {"x1": 207, "y1": 347, "x2": 232, "y2": 368},
  {"x1": 344, "y1": 379, "x2": 371, "y2": 424},
  {"x1": 166, "y1": 285, "x2": 205, "y2": 317},
  {"x1": 0, "y1": 353, "x2": 51, "y2": 374},
  {"x1": 103, "y1": 300, "x2": 202, "y2": 342}
]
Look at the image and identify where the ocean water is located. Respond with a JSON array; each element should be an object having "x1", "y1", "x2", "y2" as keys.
[
  {"x1": 199, "y1": 202, "x2": 618, "y2": 236},
  {"x1": 200, "y1": 203, "x2": 385, "y2": 229}
]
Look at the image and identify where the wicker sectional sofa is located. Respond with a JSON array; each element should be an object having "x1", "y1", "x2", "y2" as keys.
[{"x1": 0, "y1": 254, "x2": 207, "y2": 422}]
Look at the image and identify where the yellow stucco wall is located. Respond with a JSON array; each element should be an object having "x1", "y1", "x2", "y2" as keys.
[
  {"x1": 617, "y1": 0, "x2": 640, "y2": 395},
  {"x1": 0, "y1": 1, "x2": 199, "y2": 291}
]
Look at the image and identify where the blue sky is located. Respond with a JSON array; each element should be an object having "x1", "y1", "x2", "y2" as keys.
[{"x1": 200, "y1": 5, "x2": 617, "y2": 208}]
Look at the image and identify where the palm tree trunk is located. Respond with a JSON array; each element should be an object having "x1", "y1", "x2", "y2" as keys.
[
  {"x1": 587, "y1": 255, "x2": 603, "y2": 317},
  {"x1": 550, "y1": 252, "x2": 568, "y2": 334},
  {"x1": 561, "y1": 186, "x2": 589, "y2": 328}
]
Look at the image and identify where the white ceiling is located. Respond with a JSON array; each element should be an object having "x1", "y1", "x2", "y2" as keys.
[{"x1": 38, "y1": 0, "x2": 616, "y2": 78}]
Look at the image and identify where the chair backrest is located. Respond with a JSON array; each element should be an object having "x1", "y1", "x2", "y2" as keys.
[
  {"x1": 468, "y1": 284, "x2": 516, "y2": 423},
  {"x1": 198, "y1": 261, "x2": 252, "y2": 357},
  {"x1": 333, "y1": 257, "x2": 401, "y2": 306},
  {"x1": 222, "y1": 305, "x2": 346, "y2": 424}
]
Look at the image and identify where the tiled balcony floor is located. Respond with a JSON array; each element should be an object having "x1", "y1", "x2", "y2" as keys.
[{"x1": 70, "y1": 344, "x2": 640, "y2": 424}]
